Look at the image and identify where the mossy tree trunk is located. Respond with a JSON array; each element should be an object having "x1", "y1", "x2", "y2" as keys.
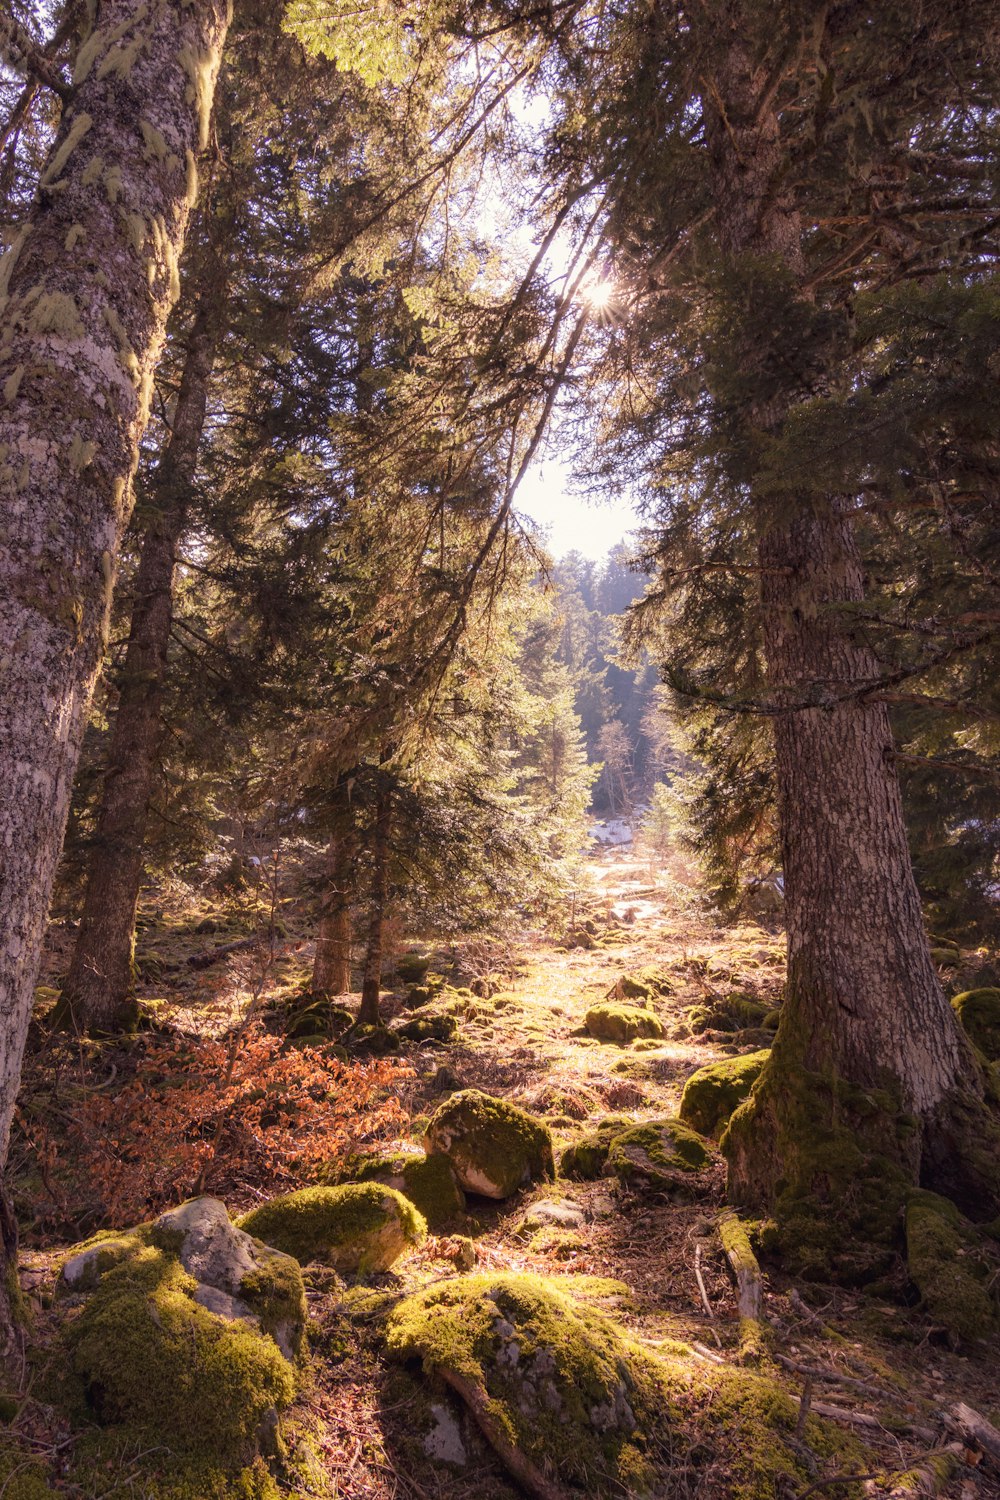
[
  {"x1": 59, "y1": 269, "x2": 224, "y2": 1035},
  {"x1": 358, "y1": 782, "x2": 392, "y2": 1025},
  {"x1": 702, "y1": 30, "x2": 1000, "y2": 1274},
  {"x1": 0, "y1": 0, "x2": 230, "y2": 1359},
  {"x1": 312, "y1": 828, "x2": 355, "y2": 997}
]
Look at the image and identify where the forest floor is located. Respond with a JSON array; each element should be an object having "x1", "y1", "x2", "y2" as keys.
[{"x1": 10, "y1": 847, "x2": 1000, "y2": 1500}]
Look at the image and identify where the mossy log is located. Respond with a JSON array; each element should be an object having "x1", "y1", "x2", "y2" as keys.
[
  {"x1": 865, "y1": 1444, "x2": 964, "y2": 1498},
  {"x1": 718, "y1": 1211, "x2": 766, "y2": 1361}
]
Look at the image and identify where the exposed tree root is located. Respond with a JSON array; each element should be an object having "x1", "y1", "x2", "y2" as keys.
[{"x1": 437, "y1": 1366, "x2": 571, "y2": 1500}]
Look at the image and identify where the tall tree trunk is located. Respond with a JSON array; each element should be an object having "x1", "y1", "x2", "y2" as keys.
[
  {"x1": 0, "y1": 0, "x2": 230, "y2": 1354},
  {"x1": 312, "y1": 832, "x2": 355, "y2": 997},
  {"x1": 58, "y1": 278, "x2": 223, "y2": 1033},
  {"x1": 700, "y1": 30, "x2": 1000, "y2": 1276},
  {"x1": 358, "y1": 785, "x2": 392, "y2": 1026}
]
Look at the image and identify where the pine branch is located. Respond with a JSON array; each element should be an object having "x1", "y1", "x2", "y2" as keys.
[{"x1": 0, "y1": 13, "x2": 71, "y2": 101}]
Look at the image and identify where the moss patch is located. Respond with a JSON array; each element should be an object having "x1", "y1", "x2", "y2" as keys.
[
  {"x1": 238, "y1": 1185, "x2": 426, "y2": 1273},
  {"x1": 385, "y1": 1272, "x2": 667, "y2": 1497},
  {"x1": 679, "y1": 1050, "x2": 770, "y2": 1137},
  {"x1": 951, "y1": 988, "x2": 1000, "y2": 1061},
  {"x1": 585, "y1": 1004, "x2": 664, "y2": 1045},
  {"x1": 425, "y1": 1089, "x2": 554, "y2": 1199},
  {"x1": 723, "y1": 1043, "x2": 918, "y2": 1282},
  {"x1": 607, "y1": 1120, "x2": 712, "y2": 1195},
  {"x1": 337, "y1": 1149, "x2": 466, "y2": 1228},
  {"x1": 560, "y1": 1116, "x2": 633, "y2": 1180},
  {"x1": 395, "y1": 1012, "x2": 459, "y2": 1044},
  {"x1": 65, "y1": 1247, "x2": 295, "y2": 1467},
  {"x1": 905, "y1": 1189, "x2": 1000, "y2": 1342}
]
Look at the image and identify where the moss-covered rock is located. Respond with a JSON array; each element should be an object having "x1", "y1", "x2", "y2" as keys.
[
  {"x1": 679, "y1": 1050, "x2": 771, "y2": 1137},
  {"x1": 516, "y1": 1080, "x2": 603, "y2": 1120},
  {"x1": 65, "y1": 1245, "x2": 295, "y2": 1468},
  {"x1": 238, "y1": 1184, "x2": 426, "y2": 1273},
  {"x1": 338, "y1": 1147, "x2": 466, "y2": 1228},
  {"x1": 610, "y1": 968, "x2": 673, "y2": 1003},
  {"x1": 424, "y1": 1089, "x2": 554, "y2": 1199},
  {"x1": 585, "y1": 1004, "x2": 664, "y2": 1045},
  {"x1": 395, "y1": 951, "x2": 434, "y2": 985},
  {"x1": 344, "y1": 1023, "x2": 399, "y2": 1056},
  {"x1": 60, "y1": 1197, "x2": 307, "y2": 1362},
  {"x1": 395, "y1": 1012, "x2": 459, "y2": 1044},
  {"x1": 282, "y1": 991, "x2": 352, "y2": 1039},
  {"x1": 384, "y1": 1273, "x2": 666, "y2": 1497},
  {"x1": 559, "y1": 1116, "x2": 633, "y2": 1180},
  {"x1": 905, "y1": 1189, "x2": 1000, "y2": 1342},
  {"x1": 606, "y1": 1120, "x2": 712, "y2": 1195},
  {"x1": 951, "y1": 988, "x2": 1000, "y2": 1061}
]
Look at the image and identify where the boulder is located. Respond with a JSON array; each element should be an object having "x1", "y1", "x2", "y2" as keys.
[
  {"x1": 385, "y1": 1273, "x2": 666, "y2": 1498},
  {"x1": 58, "y1": 1207, "x2": 299, "y2": 1481},
  {"x1": 340, "y1": 1146, "x2": 466, "y2": 1227},
  {"x1": 396, "y1": 1012, "x2": 459, "y2": 1044},
  {"x1": 606, "y1": 1120, "x2": 712, "y2": 1195},
  {"x1": 344, "y1": 1023, "x2": 399, "y2": 1056},
  {"x1": 585, "y1": 1004, "x2": 664, "y2": 1045},
  {"x1": 679, "y1": 1050, "x2": 770, "y2": 1137},
  {"x1": 559, "y1": 1117, "x2": 632, "y2": 1180},
  {"x1": 61, "y1": 1195, "x2": 306, "y2": 1361},
  {"x1": 951, "y1": 987, "x2": 1000, "y2": 1061},
  {"x1": 238, "y1": 1183, "x2": 426, "y2": 1273},
  {"x1": 424, "y1": 1089, "x2": 554, "y2": 1199}
]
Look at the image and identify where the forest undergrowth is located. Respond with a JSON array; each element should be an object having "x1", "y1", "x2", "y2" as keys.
[{"x1": 7, "y1": 845, "x2": 1000, "y2": 1500}]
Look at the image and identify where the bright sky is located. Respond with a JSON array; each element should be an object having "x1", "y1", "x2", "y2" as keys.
[{"x1": 515, "y1": 452, "x2": 641, "y2": 560}]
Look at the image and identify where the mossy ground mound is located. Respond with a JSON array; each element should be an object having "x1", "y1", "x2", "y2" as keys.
[
  {"x1": 395, "y1": 1012, "x2": 459, "y2": 1044},
  {"x1": 384, "y1": 1272, "x2": 667, "y2": 1497},
  {"x1": 516, "y1": 1080, "x2": 603, "y2": 1119},
  {"x1": 383, "y1": 1273, "x2": 870, "y2": 1500},
  {"x1": 679, "y1": 1050, "x2": 770, "y2": 1137},
  {"x1": 585, "y1": 1003, "x2": 664, "y2": 1045},
  {"x1": 424, "y1": 1089, "x2": 554, "y2": 1199},
  {"x1": 238, "y1": 1184, "x2": 426, "y2": 1272},
  {"x1": 607, "y1": 1120, "x2": 713, "y2": 1196},
  {"x1": 559, "y1": 1116, "x2": 633, "y2": 1180},
  {"x1": 723, "y1": 1047, "x2": 917, "y2": 1282},
  {"x1": 951, "y1": 987, "x2": 1000, "y2": 1061},
  {"x1": 343, "y1": 1023, "x2": 400, "y2": 1056},
  {"x1": 65, "y1": 1245, "x2": 295, "y2": 1474},
  {"x1": 905, "y1": 1189, "x2": 1000, "y2": 1342},
  {"x1": 610, "y1": 968, "x2": 674, "y2": 1003}
]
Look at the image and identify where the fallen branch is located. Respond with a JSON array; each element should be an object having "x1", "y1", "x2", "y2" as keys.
[
  {"x1": 694, "y1": 1241, "x2": 715, "y2": 1320},
  {"x1": 718, "y1": 1210, "x2": 766, "y2": 1360},
  {"x1": 775, "y1": 1355, "x2": 898, "y2": 1402},
  {"x1": 793, "y1": 1398, "x2": 936, "y2": 1445},
  {"x1": 942, "y1": 1402, "x2": 1000, "y2": 1465},
  {"x1": 437, "y1": 1367, "x2": 570, "y2": 1500},
  {"x1": 187, "y1": 937, "x2": 261, "y2": 970}
]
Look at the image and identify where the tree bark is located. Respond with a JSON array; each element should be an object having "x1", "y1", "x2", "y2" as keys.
[
  {"x1": 358, "y1": 783, "x2": 392, "y2": 1025},
  {"x1": 58, "y1": 272, "x2": 223, "y2": 1033},
  {"x1": 700, "y1": 28, "x2": 999, "y2": 1266},
  {"x1": 312, "y1": 831, "x2": 355, "y2": 996},
  {"x1": 0, "y1": 0, "x2": 230, "y2": 1356}
]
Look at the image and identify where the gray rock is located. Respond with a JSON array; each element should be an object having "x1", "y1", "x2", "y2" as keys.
[
  {"x1": 153, "y1": 1195, "x2": 257, "y2": 1294},
  {"x1": 423, "y1": 1402, "x2": 467, "y2": 1466},
  {"x1": 519, "y1": 1200, "x2": 585, "y2": 1232}
]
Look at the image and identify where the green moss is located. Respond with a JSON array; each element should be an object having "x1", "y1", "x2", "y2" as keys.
[
  {"x1": 425, "y1": 1089, "x2": 554, "y2": 1199},
  {"x1": 395, "y1": 951, "x2": 433, "y2": 985},
  {"x1": 385, "y1": 1272, "x2": 668, "y2": 1497},
  {"x1": 560, "y1": 1116, "x2": 633, "y2": 1180},
  {"x1": 585, "y1": 1004, "x2": 664, "y2": 1045},
  {"x1": 607, "y1": 1120, "x2": 712, "y2": 1195},
  {"x1": 335, "y1": 1149, "x2": 465, "y2": 1227},
  {"x1": 951, "y1": 988, "x2": 1000, "y2": 1061},
  {"x1": 238, "y1": 1184, "x2": 426, "y2": 1272},
  {"x1": 344, "y1": 1023, "x2": 399, "y2": 1056},
  {"x1": 239, "y1": 1251, "x2": 308, "y2": 1360},
  {"x1": 905, "y1": 1189, "x2": 1000, "y2": 1342},
  {"x1": 65, "y1": 1247, "x2": 295, "y2": 1466},
  {"x1": 0, "y1": 1445, "x2": 59, "y2": 1498},
  {"x1": 722, "y1": 1043, "x2": 917, "y2": 1282},
  {"x1": 679, "y1": 1050, "x2": 771, "y2": 1137},
  {"x1": 396, "y1": 1012, "x2": 459, "y2": 1044},
  {"x1": 612, "y1": 968, "x2": 674, "y2": 1002}
]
